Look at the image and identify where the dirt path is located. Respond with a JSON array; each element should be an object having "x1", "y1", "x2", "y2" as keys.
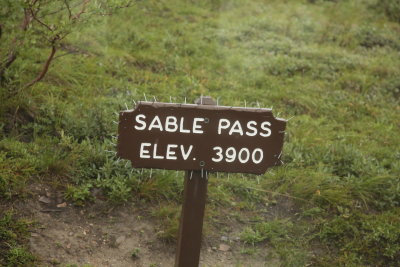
[{"x1": 17, "y1": 187, "x2": 279, "y2": 267}]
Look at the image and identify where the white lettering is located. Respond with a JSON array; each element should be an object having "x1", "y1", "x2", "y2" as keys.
[
  {"x1": 260, "y1": 121, "x2": 271, "y2": 137},
  {"x1": 192, "y1": 118, "x2": 204, "y2": 134},
  {"x1": 218, "y1": 119, "x2": 230, "y2": 135},
  {"x1": 134, "y1": 114, "x2": 146, "y2": 130},
  {"x1": 180, "y1": 145, "x2": 193, "y2": 160},
  {"x1": 211, "y1": 146, "x2": 264, "y2": 164},
  {"x1": 179, "y1": 118, "x2": 190, "y2": 133},
  {"x1": 148, "y1": 116, "x2": 163, "y2": 131},
  {"x1": 245, "y1": 121, "x2": 257, "y2": 136},
  {"x1": 166, "y1": 144, "x2": 178, "y2": 160},
  {"x1": 238, "y1": 148, "x2": 250, "y2": 163},
  {"x1": 252, "y1": 148, "x2": 263, "y2": 164},
  {"x1": 212, "y1": 147, "x2": 223, "y2": 162},
  {"x1": 153, "y1": 143, "x2": 164, "y2": 159},
  {"x1": 229, "y1": 120, "x2": 243, "y2": 136},
  {"x1": 139, "y1": 143, "x2": 151, "y2": 158},
  {"x1": 165, "y1": 116, "x2": 178, "y2": 132},
  {"x1": 225, "y1": 147, "x2": 237, "y2": 162}
]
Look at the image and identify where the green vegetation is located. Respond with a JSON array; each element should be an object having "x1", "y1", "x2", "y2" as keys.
[
  {"x1": 318, "y1": 209, "x2": 400, "y2": 265},
  {"x1": 131, "y1": 248, "x2": 141, "y2": 260},
  {"x1": 152, "y1": 203, "x2": 181, "y2": 243},
  {"x1": 240, "y1": 220, "x2": 293, "y2": 246},
  {"x1": 1, "y1": 0, "x2": 399, "y2": 266},
  {"x1": 0, "y1": 211, "x2": 36, "y2": 267}
]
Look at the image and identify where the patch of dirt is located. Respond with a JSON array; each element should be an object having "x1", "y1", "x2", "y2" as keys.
[{"x1": 12, "y1": 185, "x2": 284, "y2": 267}]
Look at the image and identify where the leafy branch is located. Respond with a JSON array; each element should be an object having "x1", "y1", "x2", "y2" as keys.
[{"x1": 0, "y1": 0, "x2": 134, "y2": 89}]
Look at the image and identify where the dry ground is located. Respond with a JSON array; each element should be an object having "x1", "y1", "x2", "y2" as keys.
[{"x1": 15, "y1": 185, "x2": 282, "y2": 267}]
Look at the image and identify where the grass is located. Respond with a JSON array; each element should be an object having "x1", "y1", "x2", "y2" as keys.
[
  {"x1": 0, "y1": 211, "x2": 36, "y2": 267},
  {"x1": 1, "y1": 0, "x2": 400, "y2": 265},
  {"x1": 317, "y1": 208, "x2": 400, "y2": 265}
]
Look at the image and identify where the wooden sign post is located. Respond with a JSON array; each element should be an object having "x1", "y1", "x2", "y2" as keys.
[
  {"x1": 117, "y1": 96, "x2": 286, "y2": 267},
  {"x1": 175, "y1": 97, "x2": 215, "y2": 267}
]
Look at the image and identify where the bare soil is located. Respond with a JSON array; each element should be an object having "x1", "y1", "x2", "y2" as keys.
[{"x1": 12, "y1": 185, "x2": 284, "y2": 267}]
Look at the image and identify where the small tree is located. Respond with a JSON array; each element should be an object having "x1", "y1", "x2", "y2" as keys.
[{"x1": 0, "y1": 0, "x2": 133, "y2": 89}]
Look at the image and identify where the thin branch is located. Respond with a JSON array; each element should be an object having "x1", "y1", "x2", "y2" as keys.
[
  {"x1": 29, "y1": 7, "x2": 54, "y2": 32},
  {"x1": 4, "y1": 53, "x2": 17, "y2": 68},
  {"x1": 37, "y1": 1, "x2": 82, "y2": 19},
  {"x1": 72, "y1": 0, "x2": 90, "y2": 20},
  {"x1": 0, "y1": 52, "x2": 17, "y2": 81},
  {"x1": 0, "y1": 8, "x2": 32, "y2": 80},
  {"x1": 63, "y1": 0, "x2": 73, "y2": 19},
  {"x1": 84, "y1": 1, "x2": 135, "y2": 18},
  {"x1": 21, "y1": 8, "x2": 32, "y2": 30},
  {"x1": 53, "y1": 51, "x2": 75, "y2": 60},
  {"x1": 23, "y1": 42, "x2": 57, "y2": 89}
]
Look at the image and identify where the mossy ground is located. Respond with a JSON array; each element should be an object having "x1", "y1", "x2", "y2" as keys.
[{"x1": 1, "y1": 0, "x2": 399, "y2": 266}]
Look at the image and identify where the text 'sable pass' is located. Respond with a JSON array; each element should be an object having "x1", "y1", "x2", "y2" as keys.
[{"x1": 117, "y1": 102, "x2": 286, "y2": 174}]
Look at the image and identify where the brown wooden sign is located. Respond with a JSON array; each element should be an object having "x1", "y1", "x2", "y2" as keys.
[{"x1": 117, "y1": 101, "x2": 286, "y2": 174}]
